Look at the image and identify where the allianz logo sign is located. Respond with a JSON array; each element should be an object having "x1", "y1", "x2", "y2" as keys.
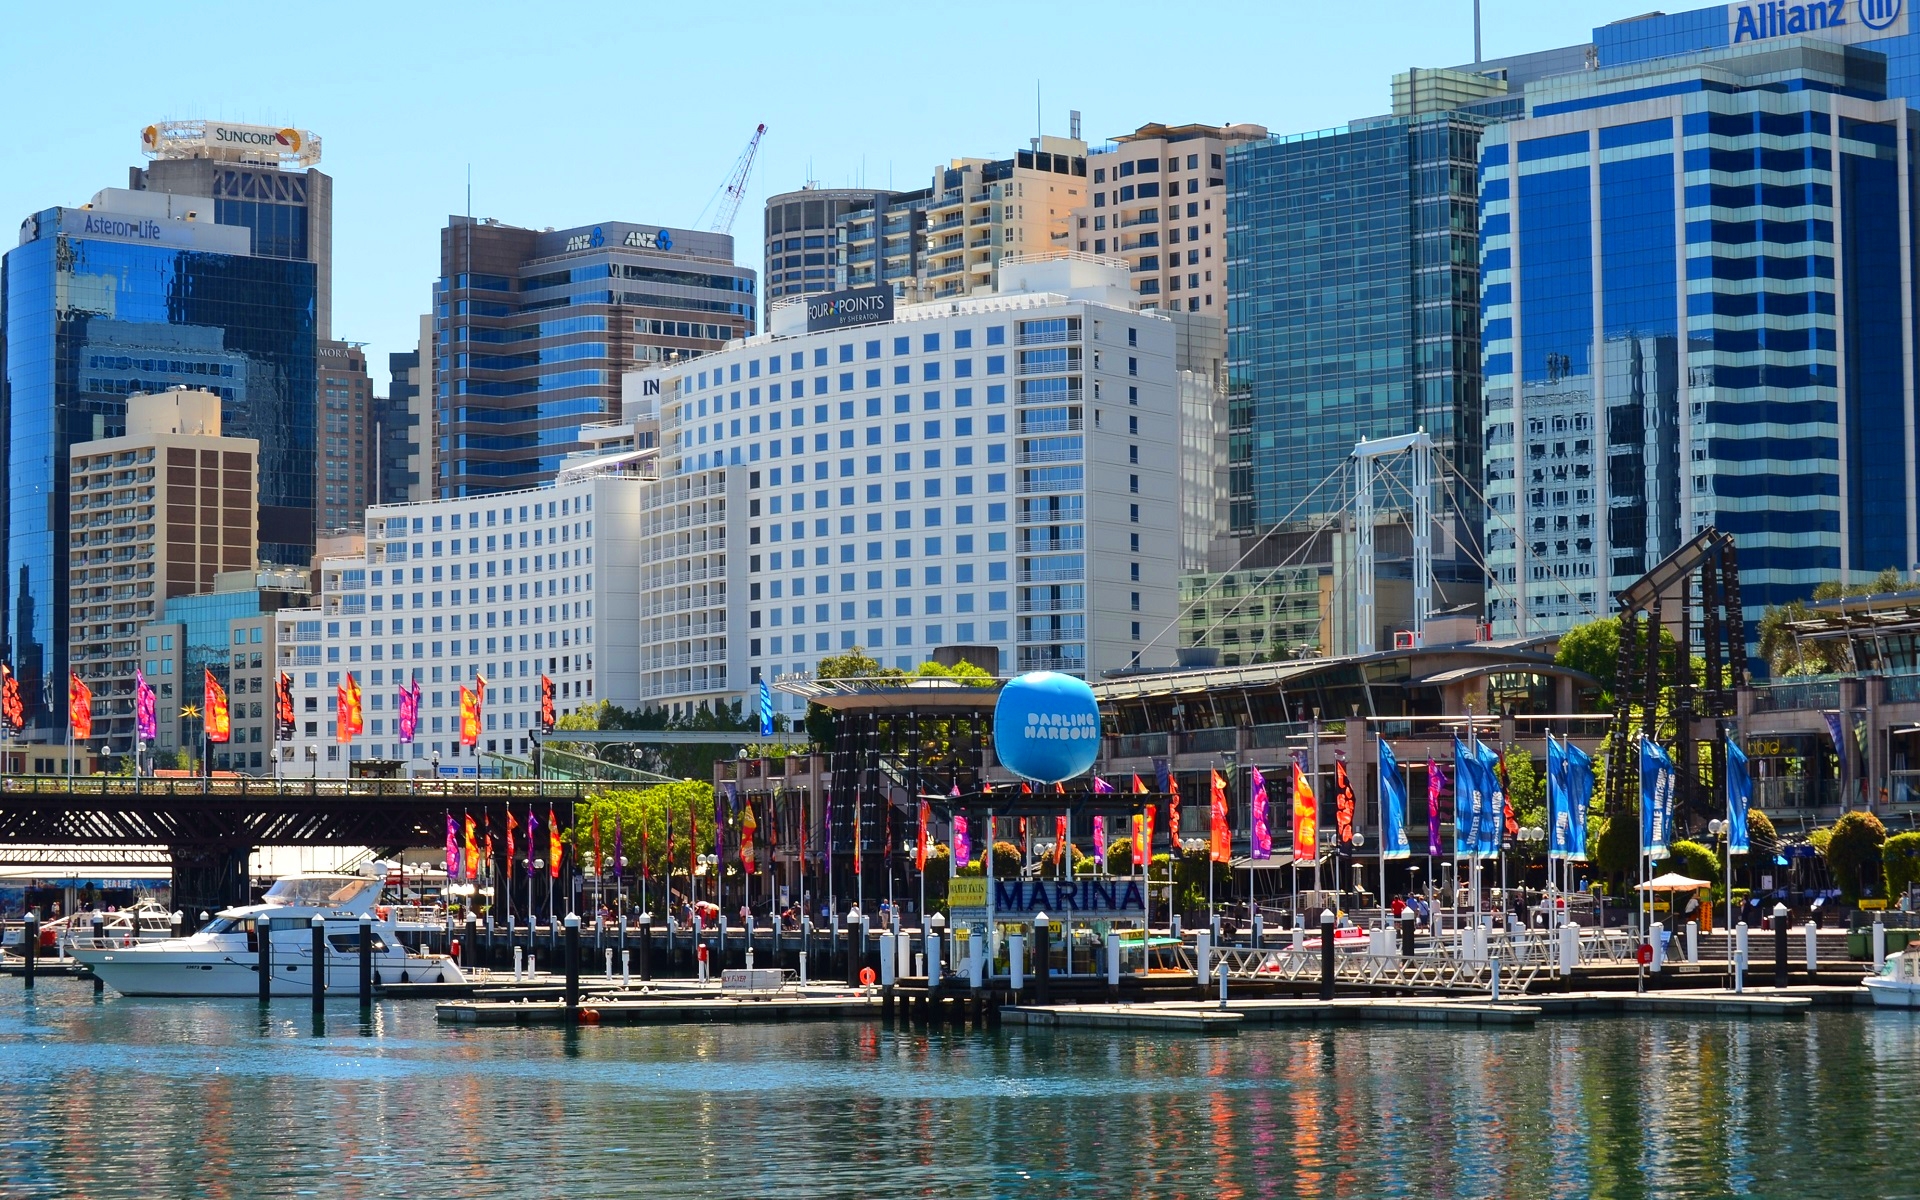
[{"x1": 1733, "y1": 0, "x2": 1901, "y2": 42}]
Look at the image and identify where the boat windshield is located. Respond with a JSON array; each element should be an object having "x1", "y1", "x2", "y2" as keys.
[
  {"x1": 261, "y1": 877, "x2": 376, "y2": 910},
  {"x1": 203, "y1": 916, "x2": 240, "y2": 934}
]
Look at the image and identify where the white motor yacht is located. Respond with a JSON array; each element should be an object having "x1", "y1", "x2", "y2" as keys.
[
  {"x1": 71, "y1": 871, "x2": 466, "y2": 997},
  {"x1": 1866, "y1": 948, "x2": 1920, "y2": 1009}
]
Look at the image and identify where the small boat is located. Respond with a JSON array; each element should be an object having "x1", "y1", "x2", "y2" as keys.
[
  {"x1": 3, "y1": 900, "x2": 176, "y2": 960},
  {"x1": 1865, "y1": 949, "x2": 1920, "y2": 1009},
  {"x1": 71, "y1": 871, "x2": 465, "y2": 998}
]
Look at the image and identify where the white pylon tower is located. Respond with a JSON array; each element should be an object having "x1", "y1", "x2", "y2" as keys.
[{"x1": 1351, "y1": 430, "x2": 1437, "y2": 654}]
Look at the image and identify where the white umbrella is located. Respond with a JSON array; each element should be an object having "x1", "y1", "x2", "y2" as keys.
[{"x1": 1637, "y1": 872, "x2": 1713, "y2": 891}]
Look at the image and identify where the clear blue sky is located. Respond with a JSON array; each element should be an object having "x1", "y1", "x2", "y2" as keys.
[{"x1": 0, "y1": 0, "x2": 1667, "y2": 377}]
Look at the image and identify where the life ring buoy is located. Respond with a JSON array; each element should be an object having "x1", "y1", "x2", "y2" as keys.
[
  {"x1": 375, "y1": 907, "x2": 390, "y2": 920},
  {"x1": 579, "y1": 1008, "x2": 602, "y2": 1024},
  {"x1": 859, "y1": 967, "x2": 877, "y2": 986}
]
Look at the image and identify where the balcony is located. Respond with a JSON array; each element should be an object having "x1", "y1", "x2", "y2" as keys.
[
  {"x1": 927, "y1": 215, "x2": 965, "y2": 233},
  {"x1": 1016, "y1": 448, "x2": 1082, "y2": 466},
  {"x1": 1018, "y1": 566, "x2": 1085, "y2": 583},
  {"x1": 1020, "y1": 535, "x2": 1085, "y2": 554},
  {"x1": 1017, "y1": 387, "x2": 1082, "y2": 406},
  {"x1": 1019, "y1": 418, "x2": 1083, "y2": 435},
  {"x1": 1017, "y1": 595, "x2": 1084, "y2": 613},
  {"x1": 1016, "y1": 328, "x2": 1079, "y2": 346}
]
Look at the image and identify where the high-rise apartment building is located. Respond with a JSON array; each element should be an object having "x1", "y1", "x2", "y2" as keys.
[
  {"x1": 920, "y1": 136, "x2": 1090, "y2": 300},
  {"x1": 131, "y1": 121, "x2": 333, "y2": 341},
  {"x1": 3, "y1": 185, "x2": 317, "y2": 733},
  {"x1": 375, "y1": 314, "x2": 434, "y2": 505},
  {"x1": 318, "y1": 341, "x2": 374, "y2": 531},
  {"x1": 764, "y1": 188, "x2": 893, "y2": 325},
  {"x1": 1480, "y1": 37, "x2": 1920, "y2": 640},
  {"x1": 67, "y1": 389, "x2": 257, "y2": 757},
  {"x1": 836, "y1": 188, "x2": 933, "y2": 296},
  {"x1": 1072, "y1": 123, "x2": 1267, "y2": 320},
  {"x1": 434, "y1": 216, "x2": 755, "y2": 497},
  {"x1": 639, "y1": 255, "x2": 1178, "y2": 717}
]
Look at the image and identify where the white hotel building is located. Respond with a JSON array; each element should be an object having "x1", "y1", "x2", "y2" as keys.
[
  {"x1": 276, "y1": 467, "x2": 643, "y2": 775},
  {"x1": 640, "y1": 253, "x2": 1180, "y2": 720}
]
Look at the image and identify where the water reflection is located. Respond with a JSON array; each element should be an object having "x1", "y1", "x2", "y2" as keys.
[{"x1": 0, "y1": 988, "x2": 1915, "y2": 1198}]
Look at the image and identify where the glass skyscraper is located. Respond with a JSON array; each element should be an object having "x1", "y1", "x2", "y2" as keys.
[
  {"x1": 1226, "y1": 114, "x2": 1488, "y2": 540},
  {"x1": 1, "y1": 190, "x2": 316, "y2": 732},
  {"x1": 1480, "y1": 36, "x2": 1920, "y2": 642}
]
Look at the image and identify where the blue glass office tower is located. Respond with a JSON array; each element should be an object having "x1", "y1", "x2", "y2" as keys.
[
  {"x1": 1226, "y1": 114, "x2": 1485, "y2": 531},
  {"x1": 1480, "y1": 38, "x2": 1919, "y2": 643},
  {"x1": 2, "y1": 193, "x2": 315, "y2": 731}
]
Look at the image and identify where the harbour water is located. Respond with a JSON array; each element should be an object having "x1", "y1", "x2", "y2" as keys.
[{"x1": 3, "y1": 986, "x2": 1917, "y2": 1198}]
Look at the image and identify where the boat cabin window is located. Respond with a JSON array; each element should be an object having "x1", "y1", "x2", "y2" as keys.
[
  {"x1": 262, "y1": 877, "x2": 375, "y2": 908},
  {"x1": 203, "y1": 917, "x2": 241, "y2": 934},
  {"x1": 327, "y1": 932, "x2": 389, "y2": 954}
]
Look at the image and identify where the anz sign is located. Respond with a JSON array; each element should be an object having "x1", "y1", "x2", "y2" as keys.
[{"x1": 1730, "y1": 0, "x2": 1904, "y2": 44}]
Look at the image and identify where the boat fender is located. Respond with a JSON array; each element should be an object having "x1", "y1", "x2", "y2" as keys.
[
  {"x1": 435, "y1": 973, "x2": 444, "y2": 984},
  {"x1": 579, "y1": 1008, "x2": 602, "y2": 1024},
  {"x1": 400, "y1": 970, "x2": 410, "y2": 983}
]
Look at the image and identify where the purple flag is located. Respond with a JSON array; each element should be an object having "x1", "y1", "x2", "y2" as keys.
[
  {"x1": 1426, "y1": 758, "x2": 1446, "y2": 858},
  {"x1": 953, "y1": 815, "x2": 970, "y2": 868},
  {"x1": 1093, "y1": 776, "x2": 1113, "y2": 795},
  {"x1": 134, "y1": 668, "x2": 157, "y2": 743},
  {"x1": 1092, "y1": 815, "x2": 1107, "y2": 862},
  {"x1": 397, "y1": 677, "x2": 420, "y2": 743},
  {"x1": 445, "y1": 812, "x2": 459, "y2": 880},
  {"x1": 1250, "y1": 766, "x2": 1272, "y2": 860},
  {"x1": 527, "y1": 807, "x2": 538, "y2": 876}
]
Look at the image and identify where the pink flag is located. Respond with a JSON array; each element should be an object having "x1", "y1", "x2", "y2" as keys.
[
  {"x1": 952, "y1": 815, "x2": 970, "y2": 868},
  {"x1": 397, "y1": 677, "x2": 420, "y2": 743},
  {"x1": 445, "y1": 812, "x2": 459, "y2": 880},
  {"x1": 1250, "y1": 766, "x2": 1272, "y2": 860},
  {"x1": 134, "y1": 669, "x2": 157, "y2": 743},
  {"x1": 1427, "y1": 758, "x2": 1445, "y2": 858},
  {"x1": 1092, "y1": 814, "x2": 1107, "y2": 863}
]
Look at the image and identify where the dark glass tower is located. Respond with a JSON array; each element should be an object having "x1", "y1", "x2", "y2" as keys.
[{"x1": 1, "y1": 195, "x2": 316, "y2": 732}]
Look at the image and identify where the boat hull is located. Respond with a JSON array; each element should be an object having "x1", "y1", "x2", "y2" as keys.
[
  {"x1": 1864, "y1": 978, "x2": 1920, "y2": 1009},
  {"x1": 73, "y1": 944, "x2": 460, "y2": 998}
]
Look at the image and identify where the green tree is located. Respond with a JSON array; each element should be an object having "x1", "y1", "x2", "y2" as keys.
[
  {"x1": 568, "y1": 780, "x2": 717, "y2": 911},
  {"x1": 1663, "y1": 838, "x2": 1722, "y2": 898},
  {"x1": 1883, "y1": 832, "x2": 1920, "y2": 902},
  {"x1": 1592, "y1": 814, "x2": 1639, "y2": 892},
  {"x1": 1756, "y1": 568, "x2": 1906, "y2": 677},
  {"x1": 1825, "y1": 811, "x2": 1888, "y2": 903}
]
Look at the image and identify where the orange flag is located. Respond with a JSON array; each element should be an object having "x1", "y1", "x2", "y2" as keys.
[
  {"x1": 1292, "y1": 757, "x2": 1318, "y2": 860},
  {"x1": 204, "y1": 669, "x2": 230, "y2": 744},
  {"x1": 337, "y1": 673, "x2": 363, "y2": 742},
  {"x1": 68, "y1": 672, "x2": 93, "y2": 741},
  {"x1": 458, "y1": 686, "x2": 480, "y2": 747}
]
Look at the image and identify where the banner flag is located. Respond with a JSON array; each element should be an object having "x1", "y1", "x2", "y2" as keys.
[
  {"x1": 1640, "y1": 739, "x2": 1677, "y2": 860},
  {"x1": 1378, "y1": 738, "x2": 1410, "y2": 860},
  {"x1": 1291, "y1": 755, "x2": 1317, "y2": 861},
  {"x1": 1727, "y1": 738, "x2": 1752, "y2": 857},
  {"x1": 1250, "y1": 766, "x2": 1272, "y2": 861}
]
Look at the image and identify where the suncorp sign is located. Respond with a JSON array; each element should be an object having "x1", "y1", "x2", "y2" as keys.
[{"x1": 1730, "y1": 0, "x2": 1904, "y2": 44}]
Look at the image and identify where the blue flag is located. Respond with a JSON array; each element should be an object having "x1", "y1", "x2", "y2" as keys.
[
  {"x1": 1547, "y1": 736, "x2": 1570, "y2": 861},
  {"x1": 1452, "y1": 738, "x2": 1478, "y2": 858},
  {"x1": 1727, "y1": 737, "x2": 1751, "y2": 857},
  {"x1": 1476, "y1": 742, "x2": 1505, "y2": 857},
  {"x1": 1640, "y1": 739, "x2": 1676, "y2": 860},
  {"x1": 1378, "y1": 737, "x2": 1410, "y2": 860},
  {"x1": 1566, "y1": 740, "x2": 1594, "y2": 863},
  {"x1": 759, "y1": 677, "x2": 773, "y2": 737}
]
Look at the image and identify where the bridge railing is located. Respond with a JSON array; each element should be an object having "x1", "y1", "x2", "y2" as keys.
[{"x1": 0, "y1": 776, "x2": 594, "y2": 801}]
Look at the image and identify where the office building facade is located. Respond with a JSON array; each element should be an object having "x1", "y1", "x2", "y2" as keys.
[
  {"x1": 318, "y1": 341, "x2": 374, "y2": 531},
  {"x1": 638, "y1": 255, "x2": 1179, "y2": 718},
  {"x1": 1074, "y1": 123, "x2": 1267, "y2": 320},
  {"x1": 276, "y1": 467, "x2": 644, "y2": 776},
  {"x1": 836, "y1": 188, "x2": 933, "y2": 296},
  {"x1": 434, "y1": 217, "x2": 755, "y2": 497},
  {"x1": 3, "y1": 186, "x2": 317, "y2": 733},
  {"x1": 67, "y1": 389, "x2": 257, "y2": 758},
  {"x1": 132, "y1": 121, "x2": 333, "y2": 342},
  {"x1": 1480, "y1": 38, "x2": 1920, "y2": 638},
  {"x1": 140, "y1": 569, "x2": 308, "y2": 772},
  {"x1": 1225, "y1": 112, "x2": 1490, "y2": 547}
]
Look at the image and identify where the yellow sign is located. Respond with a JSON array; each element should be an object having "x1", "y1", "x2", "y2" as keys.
[{"x1": 948, "y1": 877, "x2": 987, "y2": 909}]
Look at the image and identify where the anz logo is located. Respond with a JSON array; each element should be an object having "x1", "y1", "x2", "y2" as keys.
[{"x1": 1732, "y1": 0, "x2": 1900, "y2": 42}]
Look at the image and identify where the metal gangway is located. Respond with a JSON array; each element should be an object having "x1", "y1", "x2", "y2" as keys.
[{"x1": 1212, "y1": 925, "x2": 1643, "y2": 995}]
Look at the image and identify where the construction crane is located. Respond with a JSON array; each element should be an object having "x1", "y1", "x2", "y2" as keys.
[{"x1": 705, "y1": 123, "x2": 766, "y2": 235}]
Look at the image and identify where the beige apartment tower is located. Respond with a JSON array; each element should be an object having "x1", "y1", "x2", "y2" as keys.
[
  {"x1": 1072, "y1": 122, "x2": 1267, "y2": 322},
  {"x1": 67, "y1": 388, "x2": 258, "y2": 757}
]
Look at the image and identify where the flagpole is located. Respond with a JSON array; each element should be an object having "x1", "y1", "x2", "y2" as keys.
[{"x1": 1311, "y1": 712, "x2": 1321, "y2": 911}]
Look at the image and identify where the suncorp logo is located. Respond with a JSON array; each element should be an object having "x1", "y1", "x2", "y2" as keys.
[
  {"x1": 212, "y1": 125, "x2": 301, "y2": 151},
  {"x1": 1732, "y1": 0, "x2": 1900, "y2": 41}
]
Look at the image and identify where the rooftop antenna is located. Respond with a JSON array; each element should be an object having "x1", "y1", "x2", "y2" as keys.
[
  {"x1": 466, "y1": 164, "x2": 472, "y2": 218},
  {"x1": 1474, "y1": 0, "x2": 1482, "y2": 67},
  {"x1": 1037, "y1": 80, "x2": 1042, "y2": 144}
]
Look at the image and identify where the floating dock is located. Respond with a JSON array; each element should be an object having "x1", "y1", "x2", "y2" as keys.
[{"x1": 437, "y1": 985, "x2": 881, "y2": 1026}]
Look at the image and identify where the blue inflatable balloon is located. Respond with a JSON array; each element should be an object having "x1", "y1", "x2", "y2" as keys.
[{"x1": 992, "y1": 671, "x2": 1102, "y2": 784}]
